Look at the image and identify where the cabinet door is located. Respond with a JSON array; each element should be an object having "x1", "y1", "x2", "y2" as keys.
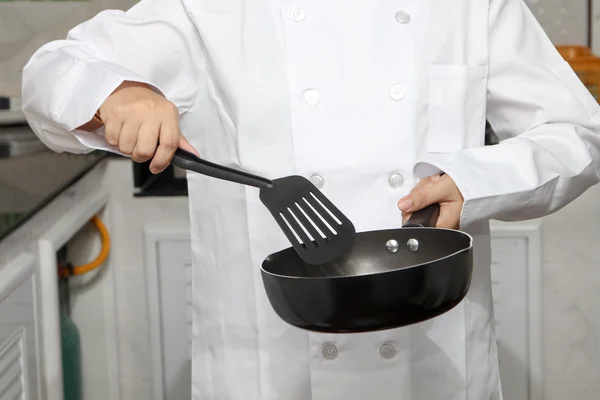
[
  {"x1": 490, "y1": 237, "x2": 530, "y2": 400},
  {"x1": 0, "y1": 253, "x2": 38, "y2": 400},
  {"x1": 145, "y1": 227, "x2": 192, "y2": 400}
]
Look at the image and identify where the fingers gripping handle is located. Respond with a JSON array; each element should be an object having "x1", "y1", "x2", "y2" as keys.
[
  {"x1": 402, "y1": 172, "x2": 445, "y2": 228},
  {"x1": 403, "y1": 203, "x2": 440, "y2": 228}
]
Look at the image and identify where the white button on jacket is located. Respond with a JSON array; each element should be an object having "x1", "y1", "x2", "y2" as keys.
[
  {"x1": 21, "y1": 0, "x2": 600, "y2": 399},
  {"x1": 309, "y1": 173, "x2": 325, "y2": 189},
  {"x1": 389, "y1": 84, "x2": 406, "y2": 101},
  {"x1": 303, "y1": 89, "x2": 321, "y2": 106},
  {"x1": 395, "y1": 10, "x2": 411, "y2": 24},
  {"x1": 388, "y1": 172, "x2": 405, "y2": 189},
  {"x1": 291, "y1": 7, "x2": 307, "y2": 22}
]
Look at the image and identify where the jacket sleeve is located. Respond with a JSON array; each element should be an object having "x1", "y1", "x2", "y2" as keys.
[
  {"x1": 21, "y1": 0, "x2": 201, "y2": 154},
  {"x1": 414, "y1": 0, "x2": 600, "y2": 229}
]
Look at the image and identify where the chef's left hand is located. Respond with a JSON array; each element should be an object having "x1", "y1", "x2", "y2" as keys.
[{"x1": 398, "y1": 174, "x2": 464, "y2": 229}]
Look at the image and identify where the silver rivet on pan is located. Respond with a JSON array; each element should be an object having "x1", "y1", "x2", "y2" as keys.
[
  {"x1": 385, "y1": 239, "x2": 399, "y2": 253},
  {"x1": 407, "y1": 238, "x2": 419, "y2": 252}
]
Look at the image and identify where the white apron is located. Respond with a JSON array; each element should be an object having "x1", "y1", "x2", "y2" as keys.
[{"x1": 183, "y1": 0, "x2": 501, "y2": 398}]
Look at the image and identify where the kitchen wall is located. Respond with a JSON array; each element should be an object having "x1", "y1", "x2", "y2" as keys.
[
  {"x1": 1, "y1": 0, "x2": 599, "y2": 399},
  {"x1": 525, "y1": 0, "x2": 589, "y2": 46},
  {"x1": 542, "y1": 186, "x2": 600, "y2": 399},
  {"x1": 0, "y1": 0, "x2": 138, "y2": 97}
]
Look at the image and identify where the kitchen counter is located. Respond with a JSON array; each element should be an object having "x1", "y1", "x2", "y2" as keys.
[{"x1": 0, "y1": 149, "x2": 107, "y2": 241}]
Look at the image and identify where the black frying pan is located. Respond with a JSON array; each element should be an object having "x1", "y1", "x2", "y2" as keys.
[
  {"x1": 260, "y1": 204, "x2": 473, "y2": 333},
  {"x1": 166, "y1": 149, "x2": 472, "y2": 333}
]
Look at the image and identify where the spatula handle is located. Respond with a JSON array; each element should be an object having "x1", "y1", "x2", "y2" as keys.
[{"x1": 171, "y1": 148, "x2": 274, "y2": 189}]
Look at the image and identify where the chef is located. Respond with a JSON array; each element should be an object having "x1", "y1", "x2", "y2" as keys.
[{"x1": 21, "y1": 0, "x2": 600, "y2": 399}]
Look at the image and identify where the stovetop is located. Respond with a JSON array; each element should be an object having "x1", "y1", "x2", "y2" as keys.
[
  {"x1": 0, "y1": 149, "x2": 107, "y2": 240},
  {"x1": 0, "y1": 124, "x2": 47, "y2": 158}
]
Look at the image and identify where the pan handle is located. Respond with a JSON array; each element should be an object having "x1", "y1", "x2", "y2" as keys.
[{"x1": 403, "y1": 203, "x2": 440, "y2": 228}]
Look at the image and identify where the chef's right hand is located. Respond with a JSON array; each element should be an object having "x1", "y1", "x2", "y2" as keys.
[{"x1": 96, "y1": 81, "x2": 198, "y2": 174}]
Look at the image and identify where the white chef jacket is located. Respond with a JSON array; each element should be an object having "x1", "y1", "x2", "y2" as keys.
[{"x1": 21, "y1": 0, "x2": 600, "y2": 399}]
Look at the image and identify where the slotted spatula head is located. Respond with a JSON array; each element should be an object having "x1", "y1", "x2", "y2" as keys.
[
  {"x1": 169, "y1": 149, "x2": 355, "y2": 265},
  {"x1": 259, "y1": 175, "x2": 356, "y2": 265}
]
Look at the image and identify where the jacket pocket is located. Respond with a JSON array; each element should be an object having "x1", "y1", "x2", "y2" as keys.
[{"x1": 427, "y1": 65, "x2": 488, "y2": 153}]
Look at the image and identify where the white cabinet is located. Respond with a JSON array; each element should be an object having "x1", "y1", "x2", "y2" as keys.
[
  {"x1": 34, "y1": 187, "x2": 110, "y2": 400},
  {"x1": 490, "y1": 222, "x2": 543, "y2": 400},
  {"x1": 146, "y1": 222, "x2": 543, "y2": 400},
  {"x1": 0, "y1": 253, "x2": 39, "y2": 400},
  {"x1": 145, "y1": 226, "x2": 192, "y2": 400},
  {"x1": 0, "y1": 161, "x2": 110, "y2": 400}
]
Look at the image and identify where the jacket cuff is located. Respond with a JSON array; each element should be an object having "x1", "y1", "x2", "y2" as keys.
[
  {"x1": 413, "y1": 153, "x2": 482, "y2": 230},
  {"x1": 54, "y1": 59, "x2": 164, "y2": 132}
]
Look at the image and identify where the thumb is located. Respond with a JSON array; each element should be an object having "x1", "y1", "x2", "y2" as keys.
[
  {"x1": 178, "y1": 134, "x2": 200, "y2": 157},
  {"x1": 398, "y1": 187, "x2": 434, "y2": 213},
  {"x1": 398, "y1": 177, "x2": 447, "y2": 213}
]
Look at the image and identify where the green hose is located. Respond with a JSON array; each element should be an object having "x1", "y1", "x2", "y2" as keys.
[{"x1": 60, "y1": 311, "x2": 82, "y2": 400}]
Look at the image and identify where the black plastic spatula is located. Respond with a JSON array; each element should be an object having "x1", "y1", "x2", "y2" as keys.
[{"x1": 171, "y1": 148, "x2": 356, "y2": 265}]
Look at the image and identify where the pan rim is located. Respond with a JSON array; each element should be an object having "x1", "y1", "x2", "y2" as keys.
[{"x1": 260, "y1": 227, "x2": 474, "y2": 280}]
